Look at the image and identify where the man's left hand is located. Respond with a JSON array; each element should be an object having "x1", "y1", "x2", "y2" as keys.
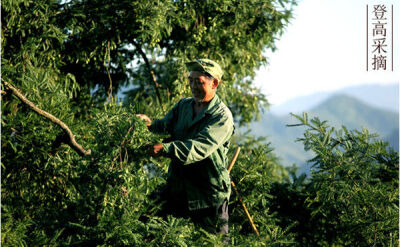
[{"x1": 147, "y1": 143, "x2": 164, "y2": 157}]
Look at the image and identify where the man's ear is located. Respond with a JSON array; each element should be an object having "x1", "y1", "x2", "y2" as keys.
[{"x1": 212, "y1": 78, "x2": 219, "y2": 89}]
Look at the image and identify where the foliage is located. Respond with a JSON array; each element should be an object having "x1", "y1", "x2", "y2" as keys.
[
  {"x1": 3, "y1": 0, "x2": 296, "y2": 124},
  {"x1": 267, "y1": 113, "x2": 399, "y2": 246},
  {"x1": 1, "y1": 100, "x2": 296, "y2": 246},
  {"x1": 228, "y1": 135, "x2": 296, "y2": 245}
]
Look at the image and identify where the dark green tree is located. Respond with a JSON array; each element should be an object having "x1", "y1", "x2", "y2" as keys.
[
  {"x1": 56, "y1": 0, "x2": 295, "y2": 123},
  {"x1": 1, "y1": 0, "x2": 298, "y2": 245}
]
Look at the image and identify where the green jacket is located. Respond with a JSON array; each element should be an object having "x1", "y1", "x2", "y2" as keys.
[{"x1": 149, "y1": 95, "x2": 234, "y2": 210}]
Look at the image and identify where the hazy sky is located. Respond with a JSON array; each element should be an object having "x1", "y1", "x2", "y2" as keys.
[{"x1": 255, "y1": 0, "x2": 399, "y2": 106}]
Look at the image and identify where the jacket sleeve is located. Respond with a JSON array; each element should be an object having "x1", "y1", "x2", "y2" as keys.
[
  {"x1": 162, "y1": 112, "x2": 234, "y2": 165},
  {"x1": 148, "y1": 100, "x2": 181, "y2": 135}
]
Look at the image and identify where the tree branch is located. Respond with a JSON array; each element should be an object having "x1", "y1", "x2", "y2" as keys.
[
  {"x1": 2, "y1": 80, "x2": 91, "y2": 156},
  {"x1": 132, "y1": 40, "x2": 165, "y2": 114}
]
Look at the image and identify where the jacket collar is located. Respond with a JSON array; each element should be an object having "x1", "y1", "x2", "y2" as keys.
[
  {"x1": 189, "y1": 94, "x2": 220, "y2": 127},
  {"x1": 201, "y1": 94, "x2": 220, "y2": 115}
]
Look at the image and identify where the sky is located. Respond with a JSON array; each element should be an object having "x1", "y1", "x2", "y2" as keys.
[{"x1": 255, "y1": 0, "x2": 400, "y2": 107}]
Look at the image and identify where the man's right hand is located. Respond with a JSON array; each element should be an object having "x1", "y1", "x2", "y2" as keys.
[{"x1": 135, "y1": 114, "x2": 152, "y2": 127}]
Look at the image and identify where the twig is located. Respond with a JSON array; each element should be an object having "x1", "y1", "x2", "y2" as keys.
[
  {"x1": 228, "y1": 147, "x2": 261, "y2": 240},
  {"x1": 132, "y1": 40, "x2": 165, "y2": 114},
  {"x1": 111, "y1": 126, "x2": 134, "y2": 169},
  {"x1": 2, "y1": 80, "x2": 91, "y2": 156}
]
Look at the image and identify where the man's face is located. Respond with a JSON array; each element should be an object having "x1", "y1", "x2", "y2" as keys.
[{"x1": 188, "y1": 71, "x2": 217, "y2": 103}]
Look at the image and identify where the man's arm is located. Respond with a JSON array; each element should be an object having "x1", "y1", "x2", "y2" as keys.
[
  {"x1": 162, "y1": 113, "x2": 234, "y2": 165},
  {"x1": 149, "y1": 100, "x2": 182, "y2": 134},
  {"x1": 136, "y1": 99, "x2": 182, "y2": 134}
]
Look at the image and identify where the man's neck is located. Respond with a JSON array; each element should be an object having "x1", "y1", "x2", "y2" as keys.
[
  {"x1": 193, "y1": 95, "x2": 214, "y2": 116},
  {"x1": 194, "y1": 95, "x2": 215, "y2": 108}
]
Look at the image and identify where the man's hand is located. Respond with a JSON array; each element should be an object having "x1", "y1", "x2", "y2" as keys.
[
  {"x1": 135, "y1": 114, "x2": 152, "y2": 127},
  {"x1": 147, "y1": 143, "x2": 164, "y2": 157}
]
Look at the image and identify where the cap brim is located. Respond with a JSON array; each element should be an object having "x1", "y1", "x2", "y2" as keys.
[{"x1": 185, "y1": 61, "x2": 206, "y2": 73}]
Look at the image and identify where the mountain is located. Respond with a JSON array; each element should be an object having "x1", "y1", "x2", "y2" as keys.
[
  {"x1": 271, "y1": 83, "x2": 399, "y2": 116},
  {"x1": 309, "y1": 94, "x2": 398, "y2": 136},
  {"x1": 246, "y1": 93, "x2": 399, "y2": 173}
]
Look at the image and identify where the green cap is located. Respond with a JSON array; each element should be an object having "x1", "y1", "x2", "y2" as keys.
[{"x1": 186, "y1": 58, "x2": 223, "y2": 81}]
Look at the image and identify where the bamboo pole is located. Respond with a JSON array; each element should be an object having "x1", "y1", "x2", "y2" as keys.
[
  {"x1": 227, "y1": 147, "x2": 261, "y2": 240},
  {"x1": 227, "y1": 146, "x2": 240, "y2": 172}
]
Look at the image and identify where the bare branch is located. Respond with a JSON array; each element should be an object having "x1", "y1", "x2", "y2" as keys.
[{"x1": 2, "y1": 80, "x2": 91, "y2": 156}]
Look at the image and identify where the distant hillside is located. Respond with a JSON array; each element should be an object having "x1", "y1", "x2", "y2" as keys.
[
  {"x1": 309, "y1": 94, "x2": 398, "y2": 137},
  {"x1": 271, "y1": 83, "x2": 399, "y2": 116},
  {"x1": 246, "y1": 94, "x2": 399, "y2": 173}
]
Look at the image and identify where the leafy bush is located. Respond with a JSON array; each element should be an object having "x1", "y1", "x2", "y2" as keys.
[{"x1": 268, "y1": 113, "x2": 399, "y2": 246}]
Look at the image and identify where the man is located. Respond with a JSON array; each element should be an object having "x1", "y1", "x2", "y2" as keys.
[{"x1": 136, "y1": 58, "x2": 234, "y2": 234}]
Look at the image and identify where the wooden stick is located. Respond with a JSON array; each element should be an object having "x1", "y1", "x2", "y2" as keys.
[
  {"x1": 231, "y1": 180, "x2": 261, "y2": 239},
  {"x1": 227, "y1": 146, "x2": 240, "y2": 172},
  {"x1": 227, "y1": 147, "x2": 261, "y2": 240},
  {"x1": 2, "y1": 80, "x2": 91, "y2": 156}
]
